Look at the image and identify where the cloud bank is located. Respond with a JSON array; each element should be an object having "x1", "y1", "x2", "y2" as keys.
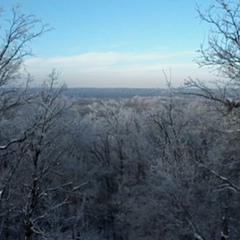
[{"x1": 24, "y1": 51, "x2": 214, "y2": 88}]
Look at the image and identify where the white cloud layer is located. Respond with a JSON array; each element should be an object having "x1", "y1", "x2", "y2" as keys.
[{"x1": 24, "y1": 51, "x2": 214, "y2": 88}]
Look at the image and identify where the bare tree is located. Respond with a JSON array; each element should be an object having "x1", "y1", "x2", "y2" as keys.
[
  {"x1": 196, "y1": 0, "x2": 240, "y2": 83},
  {"x1": 0, "y1": 5, "x2": 50, "y2": 150},
  {"x1": 0, "y1": 5, "x2": 50, "y2": 87},
  {"x1": 172, "y1": 2, "x2": 240, "y2": 239},
  {"x1": 183, "y1": 0, "x2": 240, "y2": 113}
]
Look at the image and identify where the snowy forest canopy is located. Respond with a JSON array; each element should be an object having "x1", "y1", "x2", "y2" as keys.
[{"x1": 1, "y1": 85, "x2": 240, "y2": 239}]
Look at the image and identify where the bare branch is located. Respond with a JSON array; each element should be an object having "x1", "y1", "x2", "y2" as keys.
[
  {"x1": 195, "y1": 160, "x2": 240, "y2": 193},
  {"x1": 196, "y1": 1, "x2": 240, "y2": 81},
  {"x1": 0, "y1": 5, "x2": 51, "y2": 86}
]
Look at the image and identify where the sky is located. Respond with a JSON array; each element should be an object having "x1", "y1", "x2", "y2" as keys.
[{"x1": 2, "y1": 0, "x2": 215, "y2": 88}]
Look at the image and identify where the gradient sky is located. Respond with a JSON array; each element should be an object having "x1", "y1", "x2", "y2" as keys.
[{"x1": 2, "y1": 0, "x2": 214, "y2": 88}]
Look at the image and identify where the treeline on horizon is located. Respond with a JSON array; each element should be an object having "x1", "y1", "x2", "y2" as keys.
[{"x1": 64, "y1": 87, "x2": 167, "y2": 99}]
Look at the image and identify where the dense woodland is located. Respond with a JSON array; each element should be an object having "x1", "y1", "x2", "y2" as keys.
[
  {"x1": 2, "y1": 84, "x2": 240, "y2": 240},
  {"x1": 1, "y1": 1, "x2": 240, "y2": 239}
]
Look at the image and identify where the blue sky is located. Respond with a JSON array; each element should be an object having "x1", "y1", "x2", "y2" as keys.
[{"x1": 2, "y1": 0, "x2": 214, "y2": 88}]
